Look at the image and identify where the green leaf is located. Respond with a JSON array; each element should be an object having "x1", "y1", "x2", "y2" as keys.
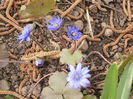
[
  {"x1": 82, "y1": 95, "x2": 97, "y2": 99},
  {"x1": 63, "y1": 87, "x2": 83, "y2": 99},
  {"x1": 19, "y1": 0, "x2": 55, "y2": 18},
  {"x1": 60, "y1": 49, "x2": 83, "y2": 66},
  {"x1": 100, "y1": 63, "x2": 118, "y2": 99},
  {"x1": 116, "y1": 62, "x2": 133, "y2": 99},
  {"x1": 49, "y1": 71, "x2": 67, "y2": 94},
  {"x1": 4, "y1": 95, "x2": 14, "y2": 99}
]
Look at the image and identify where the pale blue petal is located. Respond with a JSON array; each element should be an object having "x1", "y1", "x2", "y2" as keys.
[
  {"x1": 82, "y1": 74, "x2": 91, "y2": 78},
  {"x1": 76, "y1": 63, "x2": 82, "y2": 72},
  {"x1": 67, "y1": 82, "x2": 73, "y2": 88},
  {"x1": 80, "y1": 79, "x2": 90, "y2": 88},
  {"x1": 81, "y1": 67, "x2": 90, "y2": 75},
  {"x1": 69, "y1": 65, "x2": 75, "y2": 72},
  {"x1": 26, "y1": 36, "x2": 30, "y2": 41}
]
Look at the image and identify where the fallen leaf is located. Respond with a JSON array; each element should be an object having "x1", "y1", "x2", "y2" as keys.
[{"x1": 19, "y1": 0, "x2": 55, "y2": 18}]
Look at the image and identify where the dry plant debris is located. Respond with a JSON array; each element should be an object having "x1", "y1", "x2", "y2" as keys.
[{"x1": 0, "y1": 0, "x2": 133, "y2": 99}]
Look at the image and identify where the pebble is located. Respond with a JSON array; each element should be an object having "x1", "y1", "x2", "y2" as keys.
[
  {"x1": 0, "y1": 80, "x2": 10, "y2": 90},
  {"x1": 30, "y1": 84, "x2": 41, "y2": 97},
  {"x1": 78, "y1": 40, "x2": 88, "y2": 52},
  {"x1": 118, "y1": 42, "x2": 123, "y2": 46},
  {"x1": 114, "y1": 52, "x2": 121, "y2": 60},
  {"x1": 101, "y1": 22, "x2": 107, "y2": 28},
  {"x1": 104, "y1": 29, "x2": 113, "y2": 37},
  {"x1": 74, "y1": 20, "x2": 84, "y2": 30},
  {"x1": 118, "y1": 47, "x2": 123, "y2": 52},
  {"x1": 21, "y1": 86, "x2": 30, "y2": 96},
  {"x1": 73, "y1": 11, "x2": 79, "y2": 16},
  {"x1": 11, "y1": 75, "x2": 18, "y2": 82}
]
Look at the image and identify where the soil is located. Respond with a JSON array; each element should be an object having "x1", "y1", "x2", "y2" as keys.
[{"x1": 0, "y1": 0, "x2": 133, "y2": 99}]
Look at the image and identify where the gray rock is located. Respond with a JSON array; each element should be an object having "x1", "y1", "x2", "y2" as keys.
[
  {"x1": 78, "y1": 40, "x2": 89, "y2": 52},
  {"x1": 0, "y1": 80, "x2": 10, "y2": 90},
  {"x1": 21, "y1": 86, "x2": 30, "y2": 96},
  {"x1": 30, "y1": 84, "x2": 41, "y2": 97},
  {"x1": 104, "y1": 29, "x2": 113, "y2": 37},
  {"x1": 101, "y1": 22, "x2": 107, "y2": 28},
  {"x1": 74, "y1": 20, "x2": 84, "y2": 30}
]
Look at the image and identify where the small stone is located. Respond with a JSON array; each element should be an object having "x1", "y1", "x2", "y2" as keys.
[
  {"x1": 74, "y1": 20, "x2": 84, "y2": 30},
  {"x1": 114, "y1": 52, "x2": 121, "y2": 60},
  {"x1": 118, "y1": 47, "x2": 123, "y2": 52},
  {"x1": 104, "y1": 29, "x2": 113, "y2": 37},
  {"x1": 101, "y1": 22, "x2": 107, "y2": 28},
  {"x1": 73, "y1": 11, "x2": 79, "y2": 17},
  {"x1": 78, "y1": 40, "x2": 88, "y2": 52},
  {"x1": 30, "y1": 84, "x2": 41, "y2": 97},
  {"x1": 21, "y1": 86, "x2": 30, "y2": 96},
  {"x1": 11, "y1": 75, "x2": 18, "y2": 81},
  {"x1": 118, "y1": 43, "x2": 123, "y2": 46},
  {"x1": 0, "y1": 80, "x2": 10, "y2": 90}
]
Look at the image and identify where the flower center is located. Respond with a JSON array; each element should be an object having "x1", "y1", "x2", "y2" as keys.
[
  {"x1": 54, "y1": 24, "x2": 58, "y2": 27},
  {"x1": 72, "y1": 32, "x2": 77, "y2": 37},
  {"x1": 75, "y1": 74, "x2": 79, "y2": 79}
]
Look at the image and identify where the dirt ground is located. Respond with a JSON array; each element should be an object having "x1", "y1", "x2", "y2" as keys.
[{"x1": 0, "y1": 0, "x2": 133, "y2": 99}]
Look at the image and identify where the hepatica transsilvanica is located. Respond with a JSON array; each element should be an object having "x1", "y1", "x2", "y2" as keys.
[
  {"x1": 67, "y1": 26, "x2": 82, "y2": 40},
  {"x1": 46, "y1": 16, "x2": 62, "y2": 31},
  {"x1": 35, "y1": 58, "x2": 44, "y2": 66},
  {"x1": 18, "y1": 24, "x2": 35, "y2": 43},
  {"x1": 67, "y1": 63, "x2": 91, "y2": 90}
]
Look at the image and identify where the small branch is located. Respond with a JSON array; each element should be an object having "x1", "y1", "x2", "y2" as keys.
[
  {"x1": 27, "y1": 73, "x2": 54, "y2": 98},
  {"x1": 88, "y1": 51, "x2": 111, "y2": 65},
  {"x1": 61, "y1": 0, "x2": 82, "y2": 17},
  {"x1": 0, "y1": 59, "x2": 33, "y2": 65},
  {"x1": 86, "y1": 8, "x2": 93, "y2": 38}
]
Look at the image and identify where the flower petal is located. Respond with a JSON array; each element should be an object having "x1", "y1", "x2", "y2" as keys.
[
  {"x1": 81, "y1": 67, "x2": 90, "y2": 75},
  {"x1": 80, "y1": 79, "x2": 90, "y2": 88},
  {"x1": 76, "y1": 63, "x2": 82, "y2": 72}
]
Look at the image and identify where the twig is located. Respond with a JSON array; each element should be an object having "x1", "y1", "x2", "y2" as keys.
[
  {"x1": 6, "y1": 0, "x2": 18, "y2": 24},
  {"x1": 103, "y1": 33, "x2": 125, "y2": 57},
  {"x1": 61, "y1": 0, "x2": 82, "y2": 17},
  {"x1": 0, "y1": 59, "x2": 33, "y2": 65},
  {"x1": 88, "y1": 51, "x2": 111, "y2": 65},
  {"x1": 110, "y1": 10, "x2": 114, "y2": 28},
  {"x1": 86, "y1": 7, "x2": 93, "y2": 37},
  {"x1": 0, "y1": 90, "x2": 26, "y2": 99},
  {"x1": 122, "y1": 0, "x2": 128, "y2": 16},
  {"x1": 127, "y1": 0, "x2": 131, "y2": 21},
  {"x1": 0, "y1": 14, "x2": 22, "y2": 31},
  {"x1": 28, "y1": 73, "x2": 54, "y2": 98}
]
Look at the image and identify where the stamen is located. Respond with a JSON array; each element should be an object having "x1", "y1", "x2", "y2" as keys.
[
  {"x1": 54, "y1": 24, "x2": 58, "y2": 27},
  {"x1": 72, "y1": 32, "x2": 77, "y2": 36},
  {"x1": 75, "y1": 74, "x2": 79, "y2": 78}
]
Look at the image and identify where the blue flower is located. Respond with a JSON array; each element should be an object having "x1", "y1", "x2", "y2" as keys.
[
  {"x1": 67, "y1": 26, "x2": 82, "y2": 40},
  {"x1": 35, "y1": 58, "x2": 44, "y2": 66},
  {"x1": 46, "y1": 16, "x2": 62, "y2": 31},
  {"x1": 67, "y1": 63, "x2": 91, "y2": 90},
  {"x1": 18, "y1": 24, "x2": 34, "y2": 43}
]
